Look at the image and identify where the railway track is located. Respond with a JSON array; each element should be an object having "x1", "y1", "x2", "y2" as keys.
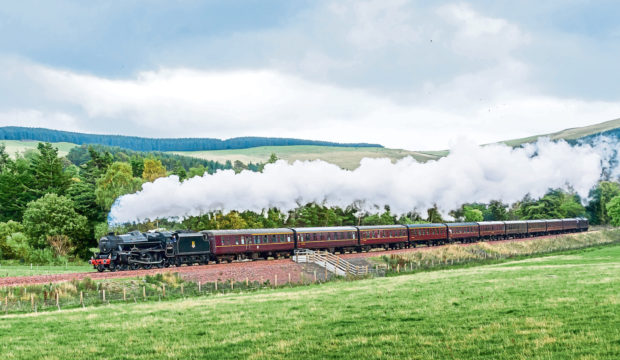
[{"x1": 0, "y1": 232, "x2": 580, "y2": 287}]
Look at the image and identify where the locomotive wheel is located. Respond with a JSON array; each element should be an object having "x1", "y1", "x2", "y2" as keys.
[
  {"x1": 130, "y1": 263, "x2": 139, "y2": 270},
  {"x1": 97, "y1": 265, "x2": 105, "y2": 272},
  {"x1": 109, "y1": 263, "x2": 117, "y2": 272}
]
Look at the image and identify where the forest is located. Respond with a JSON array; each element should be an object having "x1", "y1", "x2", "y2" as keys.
[
  {"x1": 0, "y1": 126, "x2": 381, "y2": 152},
  {"x1": 0, "y1": 142, "x2": 619, "y2": 264}
]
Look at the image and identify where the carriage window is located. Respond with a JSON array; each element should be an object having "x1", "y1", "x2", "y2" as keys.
[
  {"x1": 241, "y1": 236, "x2": 245, "y2": 245},
  {"x1": 235, "y1": 237, "x2": 239, "y2": 245},
  {"x1": 352, "y1": 232, "x2": 356, "y2": 239},
  {"x1": 287, "y1": 236, "x2": 291, "y2": 242}
]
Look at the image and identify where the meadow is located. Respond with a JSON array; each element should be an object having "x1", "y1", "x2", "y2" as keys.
[
  {"x1": 1, "y1": 242, "x2": 618, "y2": 359},
  {"x1": 171, "y1": 145, "x2": 441, "y2": 169},
  {"x1": 0, "y1": 262, "x2": 92, "y2": 277},
  {"x1": 0, "y1": 140, "x2": 76, "y2": 158}
]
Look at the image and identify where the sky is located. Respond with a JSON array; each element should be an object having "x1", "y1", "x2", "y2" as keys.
[{"x1": 1, "y1": 0, "x2": 619, "y2": 150}]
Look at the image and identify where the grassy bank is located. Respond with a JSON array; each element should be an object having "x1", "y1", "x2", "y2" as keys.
[
  {"x1": 376, "y1": 229, "x2": 620, "y2": 273},
  {"x1": 0, "y1": 262, "x2": 92, "y2": 277},
  {"x1": 1, "y1": 243, "x2": 619, "y2": 359}
]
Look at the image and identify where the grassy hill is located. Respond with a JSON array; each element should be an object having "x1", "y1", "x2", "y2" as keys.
[
  {"x1": 499, "y1": 117, "x2": 620, "y2": 147},
  {"x1": 1, "y1": 243, "x2": 618, "y2": 359},
  {"x1": 172, "y1": 145, "x2": 442, "y2": 170},
  {"x1": 0, "y1": 140, "x2": 76, "y2": 157}
]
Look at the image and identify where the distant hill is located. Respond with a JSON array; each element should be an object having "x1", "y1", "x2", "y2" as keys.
[
  {"x1": 0, "y1": 126, "x2": 382, "y2": 152},
  {"x1": 499, "y1": 118, "x2": 620, "y2": 147}
]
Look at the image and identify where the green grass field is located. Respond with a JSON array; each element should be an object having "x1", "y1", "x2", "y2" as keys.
[
  {"x1": 171, "y1": 145, "x2": 441, "y2": 169},
  {"x1": 1, "y1": 244, "x2": 618, "y2": 359},
  {"x1": 0, "y1": 140, "x2": 76, "y2": 158},
  {"x1": 0, "y1": 263, "x2": 92, "y2": 277}
]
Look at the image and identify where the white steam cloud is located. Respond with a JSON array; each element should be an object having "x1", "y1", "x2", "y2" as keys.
[{"x1": 109, "y1": 138, "x2": 618, "y2": 224}]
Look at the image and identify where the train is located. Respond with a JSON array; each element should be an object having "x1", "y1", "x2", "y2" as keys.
[{"x1": 89, "y1": 218, "x2": 589, "y2": 272}]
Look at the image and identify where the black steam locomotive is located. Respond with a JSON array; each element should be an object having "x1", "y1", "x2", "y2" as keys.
[{"x1": 89, "y1": 230, "x2": 209, "y2": 272}]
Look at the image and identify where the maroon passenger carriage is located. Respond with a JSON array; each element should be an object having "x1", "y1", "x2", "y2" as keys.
[
  {"x1": 293, "y1": 226, "x2": 358, "y2": 252},
  {"x1": 447, "y1": 222, "x2": 479, "y2": 243},
  {"x1": 527, "y1": 220, "x2": 547, "y2": 237},
  {"x1": 545, "y1": 219, "x2": 563, "y2": 234},
  {"x1": 477, "y1": 221, "x2": 505, "y2": 240},
  {"x1": 358, "y1": 225, "x2": 408, "y2": 250},
  {"x1": 406, "y1": 223, "x2": 448, "y2": 246},
  {"x1": 201, "y1": 228, "x2": 294, "y2": 262},
  {"x1": 562, "y1": 218, "x2": 579, "y2": 233},
  {"x1": 504, "y1": 221, "x2": 527, "y2": 239}
]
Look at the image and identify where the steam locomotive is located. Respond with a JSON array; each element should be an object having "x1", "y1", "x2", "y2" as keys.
[{"x1": 90, "y1": 218, "x2": 588, "y2": 272}]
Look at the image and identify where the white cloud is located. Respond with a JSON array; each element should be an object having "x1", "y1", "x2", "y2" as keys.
[{"x1": 4, "y1": 61, "x2": 618, "y2": 150}]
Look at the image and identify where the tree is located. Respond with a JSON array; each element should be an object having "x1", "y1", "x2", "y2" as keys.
[
  {"x1": 464, "y1": 206, "x2": 484, "y2": 222},
  {"x1": 22, "y1": 194, "x2": 88, "y2": 250},
  {"x1": 0, "y1": 221, "x2": 25, "y2": 258},
  {"x1": 188, "y1": 165, "x2": 208, "y2": 178},
  {"x1": 129, "y1": 155, "x2": 145, "y2": 177},
  {"x1": 67, "y1": 180, "x2": 103, "y2": 222},
  {"x1": 0, "y1": 143, "x2": 10, "y2": 171},
  {"x1": 29, "y1": 142, "x2": 69, "y2": 195},
  {"x1": 0, "y1": 157, "x2": 37, "y2": 221},
  {"x1": 142, "y1": 158, "x2": 167, "y2": 182},
  {"x1": 607, "y1": 195, "x2": 620, "y2": 227},
  {"x1": 95, "y1": 162, "x2": 143, "y2": 211},
  {"x1": 173, "y1": 161, "x2": 187, "y2": 180},
  {"x1": 586, "y1": 181, "x2": 620, "y2": 224},
  {"x1": 487, "y1": 200, "x2": 508, "y2": 221},
  {"x1": 426, "y1": 205, "x2": 444, "y2": 223}
]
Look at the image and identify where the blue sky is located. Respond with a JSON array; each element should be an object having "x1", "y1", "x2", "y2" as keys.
[{"x1": 1, "y1": 0, "x2": 619, "y2": 149}]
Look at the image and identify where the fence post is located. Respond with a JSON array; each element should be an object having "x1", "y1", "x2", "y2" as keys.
[
  {"x1": 397, "y1": 264, "x2": 400, "y2": 273},
  {"x1": 163, "y1": 284, "x2": 166, "y2": 297},
  {"x1": 143, "y1": 286, "x2": 146, "y2": 301},
  {"x1": 288, "y1": 273, "x2": 291, "y2": 285},
  {"x1": 215, "y1": 281, "x2": 218, "y2": 291},
  {"x1": 246, "y1": 277, "x2": 249, "y2": 287},
  {"x1": 102, "y1": 290, "x2": 106, "y2": 302},
  {"x1": 5, "y1": 295, "x2": 8, "y2": 315},
  {"x1": 56, "y1": 292, "x2": 60, "y2": 311},
  {"x1": 314, "y1": 270, "x2": 317, "y2": 283},
  {"x1": 274, "y1": 275, "x2": 277, "y2": 287},
  {"x1": 181, "y1": 284, "x2": 184, "y2": 295},
  {"x1": 80, "y1": 291, "x2": 84, "y2": 307},
  {"x1": 123, "y1": 288, "x2": 126, "y2": 301},
  {"x1": 31, "y1": 294, "x2": 34, "y2": 312},
  {"x1": 198, "y1": 281, "x2": 201, "y2": 293}
]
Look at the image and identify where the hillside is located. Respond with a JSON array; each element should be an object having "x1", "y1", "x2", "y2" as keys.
[
  {"x1": 172, "y1": 146, "x2": 442, "y2": 170},
  {"x1": 0, "y1": 126, "x2": 381, "y2": 152},
  {"x1": 499, "y1": 117, "x2": 620, "y2": 147}
]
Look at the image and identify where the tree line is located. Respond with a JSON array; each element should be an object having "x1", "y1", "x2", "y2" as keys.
[
  {"x1": 0, "y1": 126, "x2": 382, "y2": 152},
  {"x1": 1, "y1": 141, "x2": 619, "y2": 264}
]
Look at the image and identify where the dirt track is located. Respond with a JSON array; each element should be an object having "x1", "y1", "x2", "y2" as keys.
[{"x1": 0, "y1": 233, "x2": 579, "y2": 287}]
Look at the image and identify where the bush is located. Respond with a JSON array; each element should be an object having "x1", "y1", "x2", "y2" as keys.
[{"x1": 5, "y1": 232, "x2": 32, "y2": 260}]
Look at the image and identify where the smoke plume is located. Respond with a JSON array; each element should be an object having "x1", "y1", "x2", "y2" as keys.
[{"x1": 109, "y1": 138, "x2": 618, "y2": 224}]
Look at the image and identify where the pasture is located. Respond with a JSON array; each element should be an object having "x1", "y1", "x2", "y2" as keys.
[
  {"x1": 1, "y1": 243, "x2": 618, "y2": 359},
  {"x1": 171, "y1": 145, "x2": 441, "y2": 169},
  {"x1": 0, "y1": 140, "x2": 76, "y2": 158},
  {"x1": 0, "y1": 262, "x2": 92, "y2": 277}
]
